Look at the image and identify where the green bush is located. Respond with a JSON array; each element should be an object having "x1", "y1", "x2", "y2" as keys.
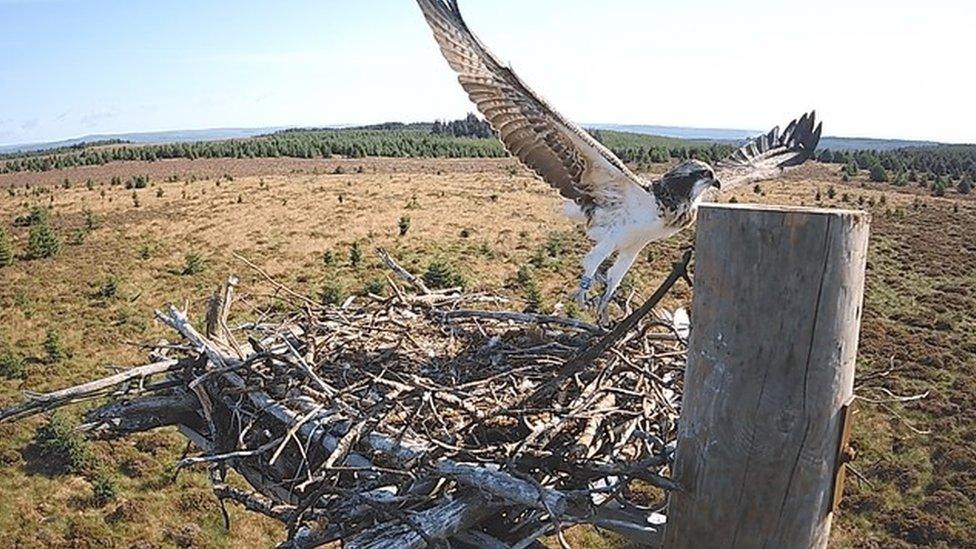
[
  {"x1": 322, "y1": 250, "x2": 336, "y2": 266},
  {"x1": 181, "y1": 252, "x2": 205, "y2": 276},
  {"x1": 363, "y1": 278, "x2": 387, "y2": 296},
  {"x1": 869, "y1": 165, "x2": 888, "y2": 183},
  {"x1": 27, "y1": 221, "x2": 61, "y2": 259},
  {"x1": 137, "y1": 243, "x2": 152, "y2": 260},
  {"x1": 398, "y1": 216, "x2": 411, "y2": 237},
  {"x1": 515, "y1": 264, "x2": 534, "y2": 288},
  {"x1": 349, "y1": 242, "x2": 363, "y2": 268},
  {"x1": 96, "y1": 275, "x2": 120, "y2": 300},
  {"x1": 44, "y1": 330, "x2": 67, "y2": 362},
  {"x1": 125, "y1": 175, "x2": 149, "y2": 189},
  {"x1": 91, "y1": 469, "x2": 118, "y2": 506},
  {"x1": 0, "y1": 227, "x2": 13, "y2": 267},
  {"x1": 35, "y1": 414, "x2": 92, "y2": 474},
  {"x1": 321, "y1": 282, "x2": 346, "y2": 306},
  {"x1": 83, "y1": 209, "x2": 97, "y2": 231},
  {"x1": 958, "y1": 178, "x2": 972, "y2": 195},
  {"x1": 14, "y1": 205, "x2": 50, "y2": 227},
  {"x1": 932, "y1": 178, "x2": 947, "y2": 197},
  {"x1": 68, "y1": 228, "x2": 88, "y2": 246},
  {"x1": 423, "y1": 260, "x2": 466, "y2": 290},
  {"x1": 0, "y1": 348, "x2": 26, "y2": 380},
  {"x1": 516, "y1": 265, "x2": 543, "y2": 313}
]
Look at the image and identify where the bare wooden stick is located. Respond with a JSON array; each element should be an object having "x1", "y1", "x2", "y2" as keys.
[
  {"x1": 377, "y1": 248, "x2": 432, "y2": 295},
  {"x1": 440, "y1": 309, "x2": 604, "y2": 333},
  {"x1": 0, "y1": 359, "x2": 181, "y2": 423},
  {"x1": 529, "y1": 249, "x2": 692, "y2": 405}
]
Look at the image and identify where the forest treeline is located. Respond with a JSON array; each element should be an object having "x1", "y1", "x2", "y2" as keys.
[
  {"x1": 818, "y1": 146, "x2": 976, "y2": 187},
  {"x1": 2, "y1": 115, "x2": 974, "y2": 187}
]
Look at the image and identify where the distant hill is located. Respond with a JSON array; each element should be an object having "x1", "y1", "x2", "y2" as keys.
[
  {"x1": 586, "y1": 123, "x2": 944, "y2": 151},
  {"x1": 0, "y1": 127, "x2": 287, "y2": 156},
  {"x1": 2, "y1": 122, "x2": 957, "y2": 157}
]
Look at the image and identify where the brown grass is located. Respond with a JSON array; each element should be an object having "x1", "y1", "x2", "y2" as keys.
[{"x1": 1, "y1": 157, "x2": 974, "y2": 547}]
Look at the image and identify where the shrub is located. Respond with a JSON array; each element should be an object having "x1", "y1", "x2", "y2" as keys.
[
  {"x1": 349, "y1": 242, "x2": 363, "y2": 268},
  {"x1": 523, "y1": 281, "x2": 543, "y2": 313},
  {"x1": 0, "y1": 227, "x2": 13, "y2": 267},
  {"x1": 423, "y1": 260, "x2": 466, "y2": 290},
  {"x1": 827, "y1": 186, "x2": 837, "y2": 200},
  {"x1": 27, "y1": 221, "x2": 61, "y2": 259},
  {"x1": 958, "y1": 178, "x2": 973, "y2": 195},
  {"x1": 322, "y1": 250, "x2": 336, "y2": 266},
  {"x1": 460, "y1": 228, "x2": 472, "y2": 238},
  {"x1": 96, "y1": 275, "x2": 120, "y2": 300},
  {"x1": 543, "y1": 231, "x2": 566, "y2": 258},
  {"x1": 83, "y1": 209, "x2": 97, "y2": 232},
  {"x1": 156, "y1": 188, "x2": 164, "y2": 198},
  {"x1": 125, "y1": 175, "x2": 149, "y2": 190},
  {"x1": 477, "y1": 242, "x2": 494, "y2": 259},
  {"x1": 181, "y1": 252, "x2": 205, "y2": 276},
  {"x1": 515, "y1": 264, "x2": 534, "y2": 288},
  {"x1": 14, "y1": 205, "x2": 50, "y2": 227},
  {"x1": 515, "y1": 265, "x2": 543, "y2": 313},
  {"x1": 91, "y1": 469, "x2": 119, "y2": 506},
  {"x1": 35, "y1": 414, "x2": 92, "y2": 474},
  {"x1": 869, "y1": 165, "x2": 888, "y2": 183},
  {"x1": 398, "y1": 216, "x2": 411, "y2": 237},
  {"x1": 137, "y1": 243, "x2": 152, "y2": 260},
  {"x1": 753, "y1": 184, "x2": 762, "y2": 194},
  {"x1": 44, "y1": 330, "x2": 67, "y2": 362},
  {"x1": 0, "y1": 348, "x2": 26, "y2": 380},
  {"x1": 321, "y1": 282, "x2": 346, "y2": 306},
  {"x1": 363, "y1": 278, "x2": 387, "y2": 296},
  {"x1": 68, "y1": 228, "x2": 88, "y2": 246},
  {"x1": 932, "y1": 178, "x2": 947, "y2": 197}
]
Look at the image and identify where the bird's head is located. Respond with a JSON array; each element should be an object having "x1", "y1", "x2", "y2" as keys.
[{"x1": 661, "y1": 159, "x2": 721, "y2": 202}]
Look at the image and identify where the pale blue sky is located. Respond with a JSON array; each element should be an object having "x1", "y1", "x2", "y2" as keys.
[{"x1": 1, "y1": 0, "x2": 973, "y2": 146}]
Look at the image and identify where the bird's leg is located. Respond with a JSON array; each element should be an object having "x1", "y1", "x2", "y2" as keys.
[
  {"x1": 596, "y1": 247, "x2": 642, "y2": 325},
  {"x1": 572, "y1": 240, "x2": 615, "y2": 308}
]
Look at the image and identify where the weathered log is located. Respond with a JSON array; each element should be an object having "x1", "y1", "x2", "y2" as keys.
[
  {"x1": 346, "y1": 492, "x2": 493, "y2": 549},
  {"x1": 0, "y1": 359, "x2": 182, "y2": 423}
]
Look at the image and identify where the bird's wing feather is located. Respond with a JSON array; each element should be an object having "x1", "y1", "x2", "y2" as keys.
[
  {"x1": 714, "y1": 111, "x2": 823, "y2": 190},
  {"x1": 416, "y1": 0, "x2": 643, "y2": 211}
]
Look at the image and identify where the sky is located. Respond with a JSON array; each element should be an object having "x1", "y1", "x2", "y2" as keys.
[{"x1": 1, "y1": 0, "x2": 974, "y2": 146}]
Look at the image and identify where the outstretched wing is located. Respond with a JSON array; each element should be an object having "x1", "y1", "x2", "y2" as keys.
[
  {"x1": 714, "y1": 111, "x2": 823, "y2": 190},
  {"x1": 416, "y1": 0, "x2": 643, "y2": 213}
]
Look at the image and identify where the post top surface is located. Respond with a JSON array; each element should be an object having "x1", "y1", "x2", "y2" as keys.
[{"x1": 700, "y1": 202, "x2": 869, "y2": 219}]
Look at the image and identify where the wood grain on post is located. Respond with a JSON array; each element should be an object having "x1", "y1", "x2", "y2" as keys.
[{"x1": 664, "y1": 204, "x2": 870, "y2": 549}]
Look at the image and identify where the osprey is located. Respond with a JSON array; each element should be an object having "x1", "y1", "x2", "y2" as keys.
[{"x1": 417, "y1": 0, "x2": 822, "y2": 321}]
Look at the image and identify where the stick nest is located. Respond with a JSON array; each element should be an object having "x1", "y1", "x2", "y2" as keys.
[{"x1": 1, "y1": 250, "x2": 691, "y2": 548}]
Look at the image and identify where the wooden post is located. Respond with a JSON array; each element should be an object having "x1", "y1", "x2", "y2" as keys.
[{"x1": 664, "y1": 204, "x2": 870, "y2": 549}]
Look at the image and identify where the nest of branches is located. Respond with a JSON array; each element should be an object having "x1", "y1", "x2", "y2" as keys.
[{"x1": 0, "y1": 250, "x2": 693, "y2": 548}]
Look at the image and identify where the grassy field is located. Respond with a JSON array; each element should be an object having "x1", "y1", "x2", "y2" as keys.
[{"x1": 0, "y1": 156, "x2": 974, "y2": 547}]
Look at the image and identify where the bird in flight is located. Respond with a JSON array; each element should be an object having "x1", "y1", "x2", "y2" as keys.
[{"x1": 416, "y1": 0, "x2": 822, "y2": 322}]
